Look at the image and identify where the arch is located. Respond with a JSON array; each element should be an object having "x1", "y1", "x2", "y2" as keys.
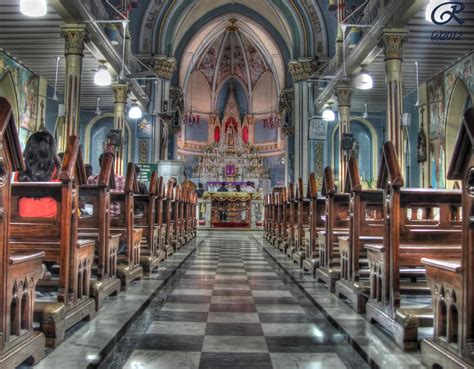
[
  {"x1": 0, "y1": 70, "x2": 20, "y2": 128},
  {"x1": 83, "y1": 113, "x2": 132, "y2": 172},
  {"x1": 448, "y1": 304, "x2": 459, "y2": 344},
  {"x1": 330, "y1": 118, "x2": 379, "y2": 182},
  {"x1": 445, "y1": 77, "x2": 472, "y2": 188},
  {"x1": 438, "y1": 297, "x2": 447, "y2": 338}
]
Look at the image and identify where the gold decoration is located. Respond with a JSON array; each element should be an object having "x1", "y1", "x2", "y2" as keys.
[
  {"x1": 60, "y1": 24, "x2": 88, "y2": 56},
  {"x1": 139, "y1": 139, "x2": 148, "y2": 163},
  {"x1": 203, "y1": 192, "x2": 262, "y2": 201},
  {"x1": 279, "y1": 88, "x2": 294, "y2": 116},
  {"x1": 379, "y1": 29, "x2": 409, "y2": 61},
  {"x1": 288, "y1": 58, "x2": 319, "y2": 82},
  {"x1": 113, "y1": 83, "x2": 128, "y2": 104},
  {"x1": 152, "y1": 56, "x2": 177, "y2": 80},
  {"x1": 336, "y1": 86, "x2": 352, "y2": 107}
]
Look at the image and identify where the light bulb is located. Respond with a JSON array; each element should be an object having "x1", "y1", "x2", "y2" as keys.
[
  {"x1": 322, "y1": 108, "x2": 335, "y2": 122},
  {"x1": 354, "y1": 69, "x2": 373, "y2": 90},
  {"x1": 425, "y1": 0, "x2": 446, "y2": 23},
  {"x1": 20, "y1": 0, "x2": 47, "y2": 17},
  {"x1": 128, "y1": 103, "x2": 142, "y2": 119},
  {"x1": 94, "y1": 63, "x2": 112, "y2": 86}
]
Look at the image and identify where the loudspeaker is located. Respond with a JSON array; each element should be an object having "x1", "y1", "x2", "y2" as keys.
[{"x1": 341, "y1": 133, "x2": 354, "y2": 151}]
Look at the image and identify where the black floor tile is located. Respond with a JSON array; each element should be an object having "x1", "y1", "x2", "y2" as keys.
[
  {"x1": 199, "y1": 353, "x2": 273, "y2": 369},
  {"x1": 205, "y1": 322, "x2": 264, "y2": 336},
  {"x1": 265, "y1": 336, "x2": 340, "y2": 353},
  {"x1": 209, "y1": 303, "x2": 257, "y2": 313},
  {"x1": 258, "y1": 312, "x2": 315, "y2": 323},
  {"x1": 167, "y1": 295, "x2": 213, "y2": 304},
  {"x1": 154, "y1": 311, "x2": 209, "y2": 322},
  {"x1": 212, "y1": 289, "x2": 253, "y2": 296},
  {"x1": 136, "y1": 334, "x2": 204, "y2": 351},
  {"x1": 253, "y1": 297, "x2": 298, "y2": 305}
]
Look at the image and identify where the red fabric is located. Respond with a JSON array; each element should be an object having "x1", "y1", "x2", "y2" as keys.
[
  {"x1": 214, "y1": 126, "x2": 220, "y2": 143},
  {"x1": 225, "y1": 117, "x2": 238, "y2": 131},
  {"x1": 242, "y1": 126, "x2": 249, "y2": 143},
  {"x1": 16, "y1": 167, "x2": 60, "y2": 218}
]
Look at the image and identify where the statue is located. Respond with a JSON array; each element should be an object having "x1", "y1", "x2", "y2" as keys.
[{"x1": 225, "y1": 120, "x2": 236, "y2": 147}]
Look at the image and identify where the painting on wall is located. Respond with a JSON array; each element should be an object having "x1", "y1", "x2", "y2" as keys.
[
  {"x1": 428, "y1": 73, "x2": 446, "y2": 189},
  {"x1": 0, "y1": 51, "x2": 39, "y2": 133},
  {"x1": 198, "y1": 35, "x2": 221, "y2": 85},
  {"x1": 445, "y1": 53, "x2": 473, "y2": 103}
]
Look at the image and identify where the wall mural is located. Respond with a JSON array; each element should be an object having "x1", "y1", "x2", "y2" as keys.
[
  {"x1": 0, "y1": 50, "x2": 39, "y2": 145},
  {"x1": 428, "y1": 74, "x2": 446, "y2": 189},
  {"x1": 445, "y1": 53, "x2": 473, "y2": 105}
]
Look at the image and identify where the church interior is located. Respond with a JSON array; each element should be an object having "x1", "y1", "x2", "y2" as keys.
[{"x1": 0, "y1": 0, "x2": 473, "y2": 368}]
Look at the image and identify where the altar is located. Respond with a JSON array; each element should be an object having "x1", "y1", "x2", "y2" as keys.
[{"x1": 197, "y1": 191, "x2": 263, "y2": 230}]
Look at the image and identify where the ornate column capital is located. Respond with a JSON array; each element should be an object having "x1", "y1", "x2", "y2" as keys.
[
  {"x1": 278, "y1": 88, "x2": 294, "y2": 116},
  {"x1": 169, "y1": 86, "x2": 184, "y2": 112},
  {"x1": 336, "y1": 86, "x2": 352, "y2": 107},
  {"x1": 379, "y1": 29, "x2": 409, "y2": 62},
  {"x1": 288, "y1": 57, "x2": 319, "y2": 82},
  {"x1": 152, "y1": 56, "x2": 177, "y2": 80},
  {"x1": 60, "y1": 24, "x2": 88, "y2": 56},
  {"x1": 113, "y1": 83, "x2": 129, "y2": 104}
]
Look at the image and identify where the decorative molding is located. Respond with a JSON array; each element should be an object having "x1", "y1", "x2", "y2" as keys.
[
  {"x1": 113, "y1": 83, "x2": 128, "y2": 104},
  {"x1": 314, "y1": 141, "x2": 324, "y2": 189},
  {"x1": 152, "y1": 56, "x2": 177, "y2": 80},
  {"x1": 282, "y1": 126, "x2": 295, "y2": 137},
  {"x1": 288, "y1": 57, "x2": 319, "y2": 82},
  {"x1": 170, "y1": 86, "x2": 184, "y2": 113},
  {"x1": 336, "y1": 86, "x2": 352, "y2": 107},
  {"x1": 139, "y1": 139, "x2": 148, "y2": 164},
  {"x1": 60, "y1": 24, "x2": 88, "y2": 56},
  {"x1": 278, "y1": 88, "x2": 294, "y2": 115},
  {"x1": 378, "y1": 29, "x2": 409, "y2": 61}
]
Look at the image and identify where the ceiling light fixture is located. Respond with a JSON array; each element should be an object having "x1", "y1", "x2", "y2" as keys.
[
  {"x1": 322, "y1": 105, "x2": 335, "y2": 122},
  {"x1": 20, "y1": 0, "x2": 47, "y2": 17},
  {"x1": 354, "y1": 68, "x2": 373, "y2": 90},
  {"x1": 128, "y1": 101, "x2": 142, "y2": 119},
  {"x1": 94, "y1": 61, "x2": 112, "y2": 86}
]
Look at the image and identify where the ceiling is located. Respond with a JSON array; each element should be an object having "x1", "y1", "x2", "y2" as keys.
[
  {"x1": 0, "y1": 0, "x2": 115, "y2": 110},
  {"x1": 351, "y1": 2, "x2": 474, "y2": 113}
]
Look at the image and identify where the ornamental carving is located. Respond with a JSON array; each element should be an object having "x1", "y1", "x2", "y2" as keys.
[
  {"x1": 60, "y1": 25, "x2": 88, "y2": 55},
  {"x1": 336, "y1": 87, "x2": 352, "y2": 107},
  {"x1": 152, "y1": 56, "x2": 177, "y2": 80},
  {"x1": 379, "y1": 30, "x2": 408, "y2": 61},
  {"x1": 279, "y1": 88, "x2": 294, "y2": 115},
  {"x1": 113, "y1": 84, "x2": 128, "y2": 104},
  {"x1": 288, "y1": 57, "x2": 319, "y2": 82},
  {"x1": 301, "y1": 0, "x2": 322, "y2": 33},
  {"x1": 169, "y1": 86, "x2": 184, "y2": 113}
]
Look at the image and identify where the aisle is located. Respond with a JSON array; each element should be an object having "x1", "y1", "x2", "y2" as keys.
[{"x1": 100, "y1": 232, "x2": 369, "y2": 369}]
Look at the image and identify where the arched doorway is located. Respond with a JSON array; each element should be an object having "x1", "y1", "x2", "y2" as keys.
[{"x1": 445, "y1": 77, "x2": 472, "y2": 188}]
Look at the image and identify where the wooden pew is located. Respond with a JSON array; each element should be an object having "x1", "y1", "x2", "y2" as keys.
[
  {"x1": 154, "y1": 176, "x2": 167, "y2": 262},
  {"x1": 364, "y1": 141, "x2": 462, "y2": 351},
  {"x1": 302, "y1": 173, "x2": 325, "y2": 276},
  {"x1": 78, "y1": 152, "x2": 121, "y2": 311},
  {"x1": 278, "y1": 188, "x2": 289, "y2": 253},
  {"x1": 189, "y1": 191, "x2": 197, "y2": 239},
  {"x1": 170, "y1": 185, "x2": 182, "y2": 251},
  {"x1": 134, "y1": 171, "x2": 161, "y2": 275},
  {"x1": 334, "y1": 156, "x2": 384, "y2": 313},
  {"x1": 10, "y1": 136, "x2": 96, "y2": 347},
  {"x1": 0, "y1": 98, "x2": 45, "y2": 367},
  {"x1": 285, "y1": 183, "x2": 297, "y2": 258},
  {"x1": 162, "y1": 180, "x2": 174, "y2": 257},
  {"x1": 421, "y1": 108, "x2": 474, "y2": 368},
  {"x1": 263, "y1": 194, "x2": 271, "y2": 241},
  {"x1": 292, "y1": 179, "x2": 310, "y2": 268},
  {"x1": 110, "y1": 163, "x2": 143, "y2": 290},
  {"x1": 267, "y1": 193, "x2": 277, "y2": 245},
  {"x1": 271, "y1": 188, "x2": 283, "y2": 248},
  {"x1": 315, "y1": 167, "x2": 350, "y2": 292}
]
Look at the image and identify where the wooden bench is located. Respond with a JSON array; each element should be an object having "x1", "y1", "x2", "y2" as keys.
[
  {"x1": 154, "y1": 176, "x2": 167, "y2": 262},
  {"x1": 302, "y1": 173, "x2": 325, "y2": 276},
  {"x1": 278, "y1": 188, "x2": 289, "y2": 253},
  {"x1": 263, "y1": 194, "x2": 271, "y2": 241},
  {"x1": 110, "y1": 163, "x2": 143, "y2": 290},
  {"x1": 0, "y1": 98, "x2": 45, "y2": 367},
  {"x1": 285, "y1": 183, "x2": 297, "y2": 258},
  {"x1": 170, "y1": 185, "x2": 182, "y2": 251},
  {"x1": 335, "y1": 156, "x2": 384, "y2": 313},
  {"x1": 267, "y1": 193, "x2": 277, "y2": 245},
  {"x1": 293, "y1": 179, "x2": 310, "y2": 268},
  {"x1": 78, "y1": 152, "x2": 121, "y2": 311},
  {"x1": 421, "y1": 108, "x2": 474, "y2": 368},
  {"x1": 365, "y1": 141, "x2": 462, "y2": 351},
  {"x1": 162, "y1": 181, "x2": 174, "y2": 257},
  {"x1": 10, "y1": 136, "x2": 96, "y2": 347},
  {"x1": 134, "y1": 171, "x2": 161, "y2": 275},
  {"x1": 315, "y1": 167, "x2": 350, "y2": 293}
]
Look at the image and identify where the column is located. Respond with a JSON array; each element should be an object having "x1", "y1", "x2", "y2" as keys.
[
  {"x1": 279, "y1": 88, "x2": 294, "y2": 185},
  {"x1": 153, "y1": 56, "x2": 177, "y2": 160},
  {"x1": 112, "y1": 83, "x2": 128, "y2": 175},
  {"x1": 379, "y1": 29, "x2": 408, "y2": 166},
  {"x1": 335, "y1": 0, "x2": 345, "y2": 68},
  {"x1": 288, "y1": 58, "x2": 318, "y2": 190},
  {"x1": 336, "y1": 86, "x2": 352, "y2": 188},
  {"x1": 60, "y1": 24, "x2": 87, "y2": 149}
]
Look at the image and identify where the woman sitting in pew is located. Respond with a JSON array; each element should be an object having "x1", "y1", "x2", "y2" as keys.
[{"x1": 15, "y1": 130, "x2": 61, "y2": 218}]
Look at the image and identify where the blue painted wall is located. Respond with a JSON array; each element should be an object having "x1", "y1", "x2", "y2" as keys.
[
  {"x1": 254, "y1": 120, "x2": 278, "y2": 143},
  {"x1": 216, "y1": 78, "x2": 248, "y2": 118}
]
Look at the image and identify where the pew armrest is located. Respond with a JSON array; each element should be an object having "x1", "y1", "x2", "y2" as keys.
[
  {"x1": 364, "y1": 243, "x2": 384, "y2": 252},
  {"x1": 421, "y1": 258, "x2": 461, "y2": 272},
  {"x1": 10, "y1": 251, "x2": 45, "y2": 264}
]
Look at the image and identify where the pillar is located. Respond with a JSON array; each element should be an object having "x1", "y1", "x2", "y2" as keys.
[
  {"x1": 279, "y1": 88, "x2": 294, "y2": 186},
  {"x1": 112, "y1": 83, "x2": 128, "y2": 175},
  {"x1": 60, "y1": 24, "x2": 87, "y2": 149},
  {"x1": 336, "y1": 86, "x2": 352, "y2": 188},
  {"x1": 288, "y1": 58, "x2": 318, "y2": 190},
  {"x1": 379, "y1": 29, "x2": 408, "y2": 166},
  {"x1": 152, "y1": 56, "x2": 177, "y2": 161},
  {"x1": 335, "y1": 0, "x2": 345, "y2": 68}
]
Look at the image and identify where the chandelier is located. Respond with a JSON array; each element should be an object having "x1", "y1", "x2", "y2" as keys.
[
  {"x1": 263, "y1": 112, "x2": 281, "y2": 129},
  {"x1": 183, "y1": 112, "x2": 200, "y2": 125}
]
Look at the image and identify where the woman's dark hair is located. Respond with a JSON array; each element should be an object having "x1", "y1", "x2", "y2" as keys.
[{"x1": 18, "y1": 130, "x2": 61, "y2": 182}]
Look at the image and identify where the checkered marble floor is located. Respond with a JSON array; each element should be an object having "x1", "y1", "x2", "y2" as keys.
[{"x1": 99, "y1": 232, "x2": 369, "y2": 369}]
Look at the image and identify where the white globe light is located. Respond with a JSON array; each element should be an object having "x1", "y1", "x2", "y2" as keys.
[
  {"x1": 354, "y1": 69, "x2": 373, "y2": 90},
  {"x1": 128, "y1": 104, "x2": 142, "y2": 119},
  {"x1": 322, "y1": 108, "x2": 335, "y2": 122},
  {"x1": 20, "y1": 0, "x2": 47, "y2": 17},
  {"x1": 94, "y1": 64, "x2": 112, "y2": 86},
  {"x1": 425, "y1": 0, "x2": 446, "y2": 23}
]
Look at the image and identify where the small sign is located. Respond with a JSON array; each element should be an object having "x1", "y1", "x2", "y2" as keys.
[
  {"x1": 309, "y1": 119, "x2": 327, "y2": 140},
  {"x1": 136, "y1": 163, "x2": 158, "y2": 184}
]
